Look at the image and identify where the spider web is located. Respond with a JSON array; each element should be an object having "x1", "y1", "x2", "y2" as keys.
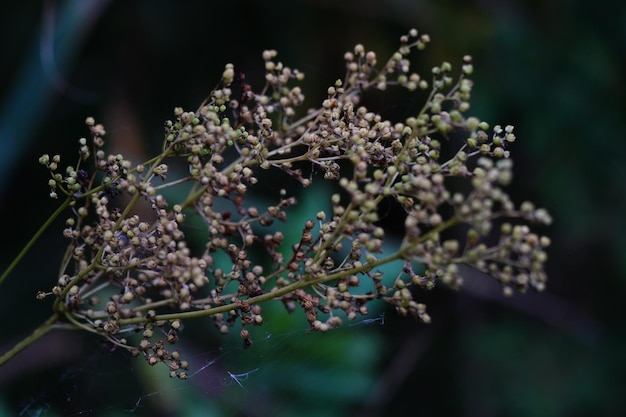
[{"x1": 6, "y1": 309, "x2": 388, "y2": 417}]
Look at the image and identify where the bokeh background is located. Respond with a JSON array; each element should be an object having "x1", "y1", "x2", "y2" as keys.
[{"x1": 1, "y1": 0, "x2": 625, "y2": 416}]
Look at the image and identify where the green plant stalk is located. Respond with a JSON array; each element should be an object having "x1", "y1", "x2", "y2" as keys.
[
  {"x1": 0, "y1": 155, "x2": 135, "y2": 287},
  {"x1": 0, "y1": 252, "x2": 396, "y2": 367},
  {"x1": 117, "y1": 216, "x2": 458, "y2": 326},
  {"x1": 0, "y1": 143, "x2": 218, "y2": 365},
  {"x1": 0, "y1": 314, "x2": 60, "y2": 366},
  {"x1": 118, "y1": 250, "x2": 405, "y2": 325},
  {"x1": 0, "y1": 197, "x2": 72, "y2": 285},
  {"x1": 0, "y1": 216, "x2": 457, "y2": 368}
]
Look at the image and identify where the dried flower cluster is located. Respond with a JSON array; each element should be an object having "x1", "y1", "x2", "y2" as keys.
[{"x1": 4, "y1": 29, "x2": 551, "y2": 377}]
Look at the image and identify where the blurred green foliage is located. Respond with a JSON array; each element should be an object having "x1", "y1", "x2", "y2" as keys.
[{"x1": 1, "y1": 0, "x2": 624, "y2": 415}]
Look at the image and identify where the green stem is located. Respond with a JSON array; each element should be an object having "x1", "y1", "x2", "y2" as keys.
[
  {"x1": 115, "y1": 215, "x2": 459, "y2": 326},
  {"x1": 0, "y1": 215, "x2": 460, "y2": 366},
  {"x1": 0, "y1": 314, "x2": 60, "y2": 367},
  {"x1": 0, "y1": 197, "x2": 72, "y2": 286},
  {"x1": 119, "y1": 249, "x2": 405, "y2": 325}
]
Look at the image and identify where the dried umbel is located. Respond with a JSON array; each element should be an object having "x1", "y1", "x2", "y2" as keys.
[{"x1": 16, "y1": 29, "x2": 551, "y2": 377}]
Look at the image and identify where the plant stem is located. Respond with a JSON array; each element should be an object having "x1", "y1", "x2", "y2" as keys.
[
  {"x1": 110, "y1": 217, "x2": 458, "y2": 326},
  {"x1": 0, "y1": 314, "x2": 60, "y2": 367},
  {"x1": 0, "y1": 216, "x2": 459, "y2": 366},
  {"x1": 118, "y1": 249, "x2": 406, "y2": 325},
  {"x1": 0, "y1": 197, "x2": 72, "y2": 286}
]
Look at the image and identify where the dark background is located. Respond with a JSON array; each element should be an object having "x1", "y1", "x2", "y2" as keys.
[{"x1": 1, "y1": 1, "x2": 624, "y2": 416}]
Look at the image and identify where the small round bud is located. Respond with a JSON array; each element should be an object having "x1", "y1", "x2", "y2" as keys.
[{"x1": 240, "y1": 329, "x2": 250, "y2": 340}]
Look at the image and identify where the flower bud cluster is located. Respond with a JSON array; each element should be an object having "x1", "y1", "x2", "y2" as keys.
[{"x1": 36, "y1": 29, "x2": 551, "y2": 376}]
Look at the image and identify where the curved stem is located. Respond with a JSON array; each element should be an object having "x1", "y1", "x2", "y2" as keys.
[
  {"x1": 112, "y1": 216, "x2": 458, "y2": 326},
  {"x1": 117, "y1": 249, "x2": 405, "y2": 325},
  {"x1": 0, "y1": 314, "x2": 60, "y2": 367},
  {"x1": 0, "y1": 197, "x2": 72, "y2": 286}
]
